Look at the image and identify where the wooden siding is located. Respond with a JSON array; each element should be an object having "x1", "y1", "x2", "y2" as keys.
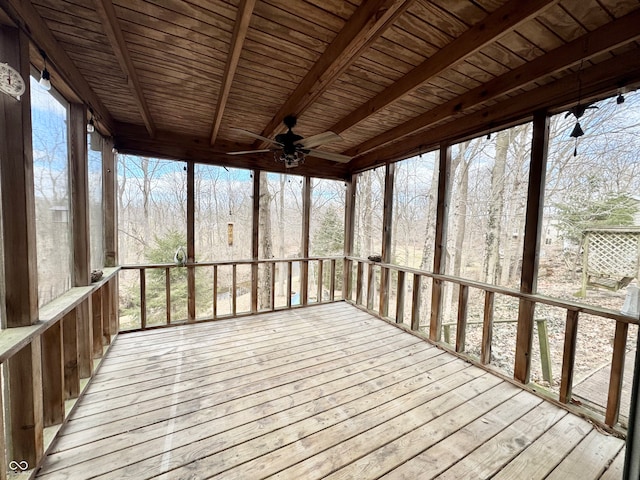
[{"x1": 35, "y1": 302, "x2": 624, "y2": 479}]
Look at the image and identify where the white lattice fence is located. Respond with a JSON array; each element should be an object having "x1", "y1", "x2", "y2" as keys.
[{"x1": 583, "y1": 228, "x2": 640, "y2": 293}]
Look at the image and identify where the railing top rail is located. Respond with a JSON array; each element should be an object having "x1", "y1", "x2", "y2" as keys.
[
  {"x1": 346, "y1": 256, "x2": 639, "y2": 325},
  {"x1": 121, "y1": 256, "x2": 344, "y2": 269}
]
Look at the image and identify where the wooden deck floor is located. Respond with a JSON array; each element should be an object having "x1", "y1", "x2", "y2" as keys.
[{"x1": 35, "y1": 302, "x2": 627, "y2": 480}]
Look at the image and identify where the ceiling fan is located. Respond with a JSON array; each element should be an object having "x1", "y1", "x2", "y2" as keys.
[{"x1": 227, "y1": 115, "x2": 351, "y2": 168}]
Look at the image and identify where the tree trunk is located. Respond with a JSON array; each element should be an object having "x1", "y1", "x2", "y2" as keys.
[{"x1": 259, "y1": 173, "x2": 273, "y2": 308}]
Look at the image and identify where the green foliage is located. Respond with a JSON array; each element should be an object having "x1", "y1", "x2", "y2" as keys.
[
  {"x1": 313, "y1": 208, "x2": 344, "y2": 289},
  {"x1": 555, "y1": 193, "x2": 639, "y2": 244}
]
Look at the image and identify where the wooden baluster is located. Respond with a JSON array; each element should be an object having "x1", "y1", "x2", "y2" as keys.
[
  {"x1": 270, "y1": 262, "x2": 276, "y2": 310},
  {"x1": 559, "y1": 310, "x2": 579, "y2": 403},
  {"x1": 317, "y1": 260, "x2": 324, "y2": 303},
  {"x1": 379, "y1": 266, "x2": 389, "y2": 317},
  {"x1": 232, "y1": 264, "x2": 237, "y2": 316},
  {"x1": 396, "y1": 270, "x2": 405, "y2": 324},
  {"x1": 165, "y1": 267, "x2": 171, "y2": 324},
  {"x1": 330, "y1": 259, "x2": 336, "y2": 301},
  {"x1": 110, "y1": 277, "x2": 119, "y2": 334},
  {"x1": 62, "y1": 310, "x2": 80, "y2": 399},
  {"x1": 481, "y1": 291, "x2": 494, "y2": 364},
  {"x1": 456, "y1": 285, "x2": 469, "y2": 353},
  {"x1": 140, "y1": 268, "x2": 146, "y2": 329},
  {"x1": 41, "y1": 321, "x2": 64, "y2": 427},
  {"x1": 287, "y1": 261, "x2": 293, "y2": 307},
  {"x1": 101, "y1": 282, "x2": 112, "y2": 344},
  {"x1": 213, "y1": 265, "x2": 218, "y2": 319},
  {"x1": 366, "y1": 263, "x2": 374, "y2": 311},
  {"x1": 77, "y1": 299, "x2": 93, "y2": 377},
  {"x1": 91, "y1": 290, "x2": 103, "y2": 358},
  {"x1": 356, "y1": 261, "x2": 363, "y2": 305},
  {"x1": 606, "y1": 321, "x2": 629, "y2": 426},
  {"x1": 251, "y1": 261, "x2": 259, "y2": 313},
  {"x1": 411, "y1": 274, "x2": 421, "y2": 331}
]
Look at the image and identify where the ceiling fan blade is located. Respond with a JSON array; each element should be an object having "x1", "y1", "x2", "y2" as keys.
[
  {"x1": 231, "y1": 128, "x2": 281, "y2": 145},
  {"x1": 297, "y1": 131, "x2": 342, "y2": 149},
  {"x1": 227, "y1": 149, "x2": 272, "y2": 155},
  {"x1": 306, "y1": 148, "x2": 351, "y2": 163}
]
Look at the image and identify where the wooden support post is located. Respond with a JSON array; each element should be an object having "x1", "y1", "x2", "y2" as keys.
[
  {"x1": 187, "y1": 161, "x2": 195, "y2": 322},
  {"x1": 379, "y1": 163, "x2": 395, "y2": 317},
  {"x1": 41, "y1": 321, "x2": 64, "y2": 427},
  {"x1": 411, "y1": 274, "x2": 422, "y2": 331},
  {"x1": 8, "y1": 341, "x2": 43, "y2": 467},
  {"x1": 91, "y1": 290, "x2": 103, "y2": 358},
  {"x1": 110, "y1": 276, "x2": 118, "y2": 334},
  {"x1": 301, "y1": 177, "x2": 311, "y2": 306},
  {"x1": 366, "y1": 263, "x2": 375, "y2": 311},
  {"x1": 481, "y1": 291, "x2": 494, "y2": 364},
  {"x1": 317, "y1": 260, "x2": 323, "y2": 303},
  {"x1": 165, "y1": 267, "x2": 171, "y2": 324},
  {"x1": 624, "y1": 329, "x2": 640, "y2": 479},
  {"x1": 455, "y1": 284, "x2": 469, "y2": 353},
  {"x1": 102, "y1": 138, "x2": 117, "y2": 267},
  {"x1": 606, "y1": 321, "x2": 629, "y2": 426},
  {"x1": 356, "y1": 261, "x2": 363, "y2": 305},
  {"x1": 515, "y1": 110, "x2": 549, "y2": 384},
  {"x1": 559, "y1": 309, "x2": 579, "y2": 404},
  {"x1": 140, "y1": 268, "x2": 146, "y2": 329},
  {"x1": 212, "y1": 265, "x2": 218, "y2": 319},
  {"x1": 343, "y1": 174, "x2": 356, "y2": 300},
  {"x1": 396, "y1": 270, "x2": 405, "y2": 324},
  {"x1": 62, "y1": 310, "x2": 80, "y2": 399},
  {"x1": 0, "y1": 26, "x2": 38, "y2": 327},
  {"x1": 536, "y1": 318, "x2": 553, "y2": 383},
  {"x1": 430, "y1": 144, "x2": 451, "y2": 342},
  {"x1": 251, "y1": 170, "x2": 260, "y2": 312},
  {"x1": 70, "y1": 103, "x2": 90, "y2": 287},
  {"x1": 270, "y1": 262, "x2": 276, "y2": 310}
]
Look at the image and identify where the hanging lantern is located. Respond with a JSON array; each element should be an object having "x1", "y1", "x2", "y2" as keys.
[{"x1": 569, "y1": 122, "x2": 584, "y2": 138}]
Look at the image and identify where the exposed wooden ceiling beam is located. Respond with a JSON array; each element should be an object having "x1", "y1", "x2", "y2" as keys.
[
  {"x1": 346, "y1": 8, "x2": 640, "y2": 158},
  {"x1": 329, "y1": 0, "x2": 560, "y2": 136},
  {"x1": 114, "y1": 123, "x2": 350, "y2": 181},
  {"x1": 95, "y1": 0, "x2": 155, "y2": 138},
  {"x1": 351, "y1": 49, "x2": 640, "y2": 171},
  {"x1": 256, "y1": 0, "x2": 413, "y2": 145},
  {"x1": 0, "y1": 0, "x2": 114, "y2": 134},
  {"x1": 210, "y1": 0, "x2": 256, "y2": 145}
]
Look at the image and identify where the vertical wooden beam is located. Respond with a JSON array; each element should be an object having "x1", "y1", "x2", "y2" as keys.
[
  {"x1": 213, "y1": 265, "x2": 218, "y2": 319},
  {"x1": 232, "y1": 264, "x2": 237, "y2": 316},
  {"x1": 186, "y1": 161, "x2": 195, "y2": 322},
  {"x1": 396, "y1": 270, "x2": 405, "y2": 323},
  {"x1": 317, "y1": 260, "x2": 323, "y2": 302},
  {"x1": 251, "y1": 170, "x2": 260, "y2": 312},
  {"x1": 366, "y1": 263, "x2": 375, "y2": 310},
  {"x1": 411, "y1": 274, "x2": 421, "y2": 331},
  {"x1": 329, "y1": 259, "x2": 336, "y2": 301},
  {"x1": 102, "y1": 137, "x2": 117, "y2": 267},
  {"x1": 70, "y1": 103, "x2": 90, "y2": 286},
  {"x1": 455, "y1": 284, "x2": 469, "y2": 352},
  {"x1": 559, "y1": 309, "x2": 579, "y2": 404},
  {"x1": 343, "y1": 174, "x2": 357, "y2": 300},
  {"x1": 301, "y1": 177, "x2": 311, "y2": 306},
  {"x1": 139, "y1": 268, "x2": 146, "y2": 329},
  {"x1": 287, "y1": 261, "x2": 293, "y2": 307},
  {"x1": 101, "y1": 282, "x2": 111, "y2": 344},
  {"x1": 356, "y1": 261, "x2": 363, "y2": 305},
  {"x1": 91, "y1": 290, "x2": 103, "y2": 358},
  {"x1": 624, "y1": 330, "x2": 640, "y2": 479},
  {"x1": 379, "y1": 163, "x2": 395, "y2": 317},
  {"x1": 481, "y1": 290, "x2": 494, "y2": 364},
  {"x1": 41, "y1": 322, "x2": 64, "y2": 427},
  {"x1": 514, "y1": 110, "x2": 549, "y2": 384},
  {"x1": 606, "y1": 321, "x2": 629, "y2": 426},
  {"x1": 0, "y1": 377, "x2": 6, "y2": 480},
  {"x1": 109, "y1": 276, "x2": 118, "y2": 334},
  {"x1": 430, "y1": 143, "x2": 451, "y2": 341},
  {"x1": 8, "y1": 341, "x2": 43, "y2": 467},
  {"x1": 62, "y1": 310, "x2": 80, "y2": 400},
  {"x1": 0, "y1": 26, "x2": 38, "y2": 327},
  {"x1": 270, "y1": 262, "x2": 276, "y2": 310},
  {"x1": 76, "y1": 299, "x2": 93, "y2": 377}
]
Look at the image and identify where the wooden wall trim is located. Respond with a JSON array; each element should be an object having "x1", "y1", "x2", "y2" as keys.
[{"x1": 0, "y1": 25, "x2": 38, "y2": 327}]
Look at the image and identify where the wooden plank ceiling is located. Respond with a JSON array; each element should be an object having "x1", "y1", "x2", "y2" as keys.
[{"x1": 2, "y1": 0, "x2": 640, "y2": 179}]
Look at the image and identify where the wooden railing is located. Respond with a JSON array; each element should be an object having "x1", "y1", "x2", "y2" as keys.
[
  {"x1": 0, "y1": 268, "x2": 118, "y2": 479},
  {"x1": 345, "y1": 256, "x2": 639, "y2": 430},
  {"x1": 119, "y1": 257, "x2": 344, "y2": 330}
]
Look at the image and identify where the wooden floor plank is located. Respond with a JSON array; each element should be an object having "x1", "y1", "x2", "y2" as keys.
[
  {"x1": 546, "y1": 430, "x2": 624, "y2": 480},
  {"x1": 32, "y1": 303, "x2": 626, "y2": 480},
  {"x1": 491, "y1": 414, "x2": 593, "y2": 479},
  {"x1": 379, "y1": 391, "x2": 544, "y2": 479},
  {"x1": 434, "y1": 401, "x2": 569, "y2": 479}
]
